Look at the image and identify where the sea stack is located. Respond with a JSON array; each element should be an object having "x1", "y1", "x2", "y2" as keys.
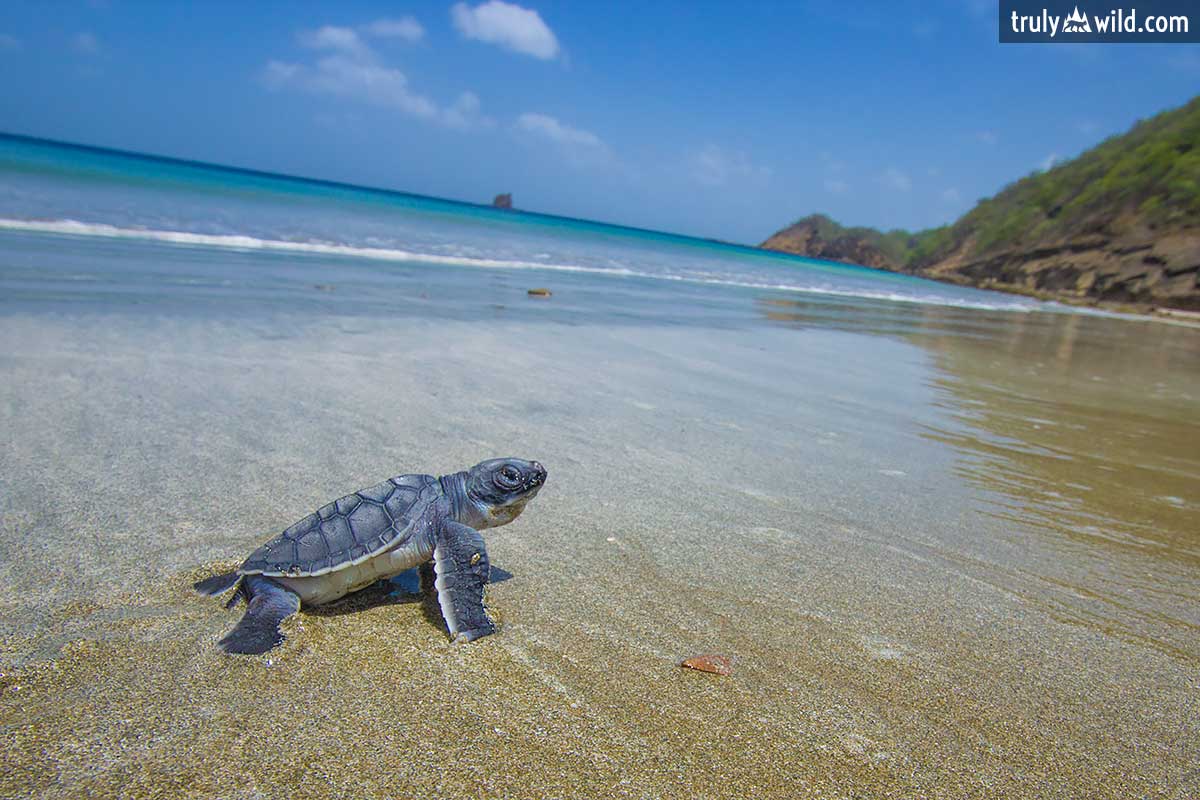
[{"x1": 492, "y1": 193, "x2": 513, "y2": 210}]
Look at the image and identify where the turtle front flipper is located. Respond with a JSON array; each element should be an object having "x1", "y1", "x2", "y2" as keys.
[
  {"x1": 432, "y1": 521, "x2": 495, "y2": 643},
  {"x1": 218, "y1": 576, "x2": 301, "y2": 655}
]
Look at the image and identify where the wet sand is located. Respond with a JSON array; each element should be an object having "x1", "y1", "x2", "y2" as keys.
[{"x1": 1, "y1": 307, "x2": 1198, "y2": 799}]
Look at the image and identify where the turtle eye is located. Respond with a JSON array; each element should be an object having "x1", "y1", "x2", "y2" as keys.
[{"x1": 496, "y1": 466, "x2": 521, "y2": 488}]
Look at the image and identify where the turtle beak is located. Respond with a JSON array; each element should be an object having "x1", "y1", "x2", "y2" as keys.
[{"x1": 529, "y1": 462, "x2": 547, "y2": 488}]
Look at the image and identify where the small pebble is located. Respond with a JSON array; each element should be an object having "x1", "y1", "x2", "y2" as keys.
[{"x1": 680, "y1": 654, "x2": 732, "y2": 676}]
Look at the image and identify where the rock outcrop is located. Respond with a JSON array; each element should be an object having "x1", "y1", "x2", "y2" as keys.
[
  {"x1": 492, "y1": 193, "x2": 513, "y2": 210},
  {"x1": 761, "y1": 216, "x2": 897, "y2": 270},
  {"x1": 913, "y1": 229, "x2": 1200, "y2": 310}
]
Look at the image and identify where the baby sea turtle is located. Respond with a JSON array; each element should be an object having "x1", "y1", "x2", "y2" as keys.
[{"x1": 194, "y1": 458, "x2": 547, "y2": 654}]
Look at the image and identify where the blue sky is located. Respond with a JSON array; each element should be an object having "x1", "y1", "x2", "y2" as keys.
[{"x1": 0, "y1": 1, "x2": 1197, "y2": 243}]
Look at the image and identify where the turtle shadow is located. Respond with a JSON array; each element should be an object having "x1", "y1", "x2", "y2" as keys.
[
  {"x1": 304, "y1": 565, "x2": 513, "y2": 622},
  {"x1": 304, "y1": 582, "x2": 411, "y2": 618}
]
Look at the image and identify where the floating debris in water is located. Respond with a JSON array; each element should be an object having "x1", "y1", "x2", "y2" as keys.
[
  {"x1": 527, "y1": 288, "x2": 552, "y2": 297},
  {"x1": 680, "y1": 654, "x2": 732, "y2": 676}
]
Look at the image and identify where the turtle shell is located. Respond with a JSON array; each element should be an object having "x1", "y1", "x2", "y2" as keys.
[{"x1": 239, "y1": 474, "x2": 438, "y2": 578}]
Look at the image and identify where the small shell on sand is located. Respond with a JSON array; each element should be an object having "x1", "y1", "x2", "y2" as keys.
[
  {"x1": 527, "y1": 288, "x2": 552, "y2": 297},
  {"x1": 680, "y1": 654, "x2": 732, "y2": 676}
]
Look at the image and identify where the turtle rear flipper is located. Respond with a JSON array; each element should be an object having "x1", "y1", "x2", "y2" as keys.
[
  {"x1": 218, "y1": 576, "x2": 300, "y2": 655},
  {"x1": 193, "y1": 571, "x2": 240, "y2": 597},
  {"x1": 432, "y1": 520, "x2": 495, "y2": 643}
]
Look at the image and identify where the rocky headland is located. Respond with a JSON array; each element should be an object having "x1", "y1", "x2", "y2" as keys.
[{"x1": 763, "y1": 96, "x2": 1200, "y2": 312}]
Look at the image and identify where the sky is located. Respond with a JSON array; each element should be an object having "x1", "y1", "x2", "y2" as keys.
[{"x1": 0, "y1": 0, "x2": 1197, "y2": 244}]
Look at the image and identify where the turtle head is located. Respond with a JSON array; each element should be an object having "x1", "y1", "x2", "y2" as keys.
[{"x1": 465, "y1": 458, "x2": 547, "y2": 528}]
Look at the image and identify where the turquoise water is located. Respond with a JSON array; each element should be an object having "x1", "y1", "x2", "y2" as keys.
[{"x1": 0, "y1": 132, "x2": 1045, "y2": 321}]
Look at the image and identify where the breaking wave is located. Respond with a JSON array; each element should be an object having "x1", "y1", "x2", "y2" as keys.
[{"x1": 0, "y1": 217, "x2": 1044, "y2": 312}]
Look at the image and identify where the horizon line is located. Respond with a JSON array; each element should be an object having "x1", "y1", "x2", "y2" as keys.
[{"x1": 0, "y1": 130, "x2": 814, "y2": 260}]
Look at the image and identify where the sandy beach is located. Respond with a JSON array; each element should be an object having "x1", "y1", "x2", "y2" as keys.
[{"x1": 2, "y1": 304, "x2": 1197, "y2": 799}]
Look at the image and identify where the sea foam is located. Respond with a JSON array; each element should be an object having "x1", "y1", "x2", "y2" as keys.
[{"x1": 0, "y1": 217, "x2": 1045, "y2": 313}]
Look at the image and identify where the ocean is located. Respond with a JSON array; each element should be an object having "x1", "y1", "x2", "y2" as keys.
[
  {"x1": 1, "y1": 133, "x2": 1197, "y2": 799},
  {"x1": 0, "y1": 132, "x2": 1046, "y2": 321}
]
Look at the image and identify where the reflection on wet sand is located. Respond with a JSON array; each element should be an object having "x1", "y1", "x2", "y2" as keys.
[
  {"x1": 757, "y1": 295, "x2": 1200, "y2": 661},
  {"x1": 919, "y1": 311, "x2": 1199, "y2": 559}
]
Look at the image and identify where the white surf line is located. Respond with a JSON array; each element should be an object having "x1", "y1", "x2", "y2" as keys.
[{"x1": 0, "y1": 217, "x2": 1044, "y2": 312}]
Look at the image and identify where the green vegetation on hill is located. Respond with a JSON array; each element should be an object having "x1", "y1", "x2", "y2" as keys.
[
  {"x1": 911, "y1": 94, "x2": 1200, "y2": 267},
  {"x1": 762, "y1": 95, "x2": 1200, "y2": 309}
]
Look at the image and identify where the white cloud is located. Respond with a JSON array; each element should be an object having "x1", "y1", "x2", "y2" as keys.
[
  {"x1": 976, "y1": 130, "x2": 998, "y2": 145},
  {"x1": 443, "y1": 92, "x2": 493, "y2": 130},
  {"x1": 941, "y1": 187, "x2": 962, "y2": 203},
  {"x1": 452, "y1": 1, "x2": 560, "y2": 60},
  {"x1": 265, "y1": 25, "x2": 490, "y2": 129},
  {"x1": 517, "y1": 112, "x2": 602, "y2": 147},
  {"x1": 73, "y1": 31, "x2": 99, "y2": 54},
  {"x1": 824, "y1": 178, "x2": 849, "y2": 195},
  {"x1": 881, "y1": 167, "x2": 911, "y2": 192},
  {"x1": 299, "y1": 25, "x2": 370, "y2": 58},
  {"x1": 263, "y1": 60, "x2": 300, "y2": 84},
  {"x1": 273, "y1": 55, "x2": 438, "y2": 118},
  {"x1": 363, "y1": 17, "x2": 425, "y2": 42},
  {"x1": 0, "y1": 33, "x2": 20, "y2": 51},
  {"x1": 689, "y1": 144, "x2": 771, "y2": 187},
  {"x1": 1040, "y1": 153, "x2": 1061, "y2": 171},
  {"x1": 514, "y1": 112, "x2": 611, "y2": 166}
]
